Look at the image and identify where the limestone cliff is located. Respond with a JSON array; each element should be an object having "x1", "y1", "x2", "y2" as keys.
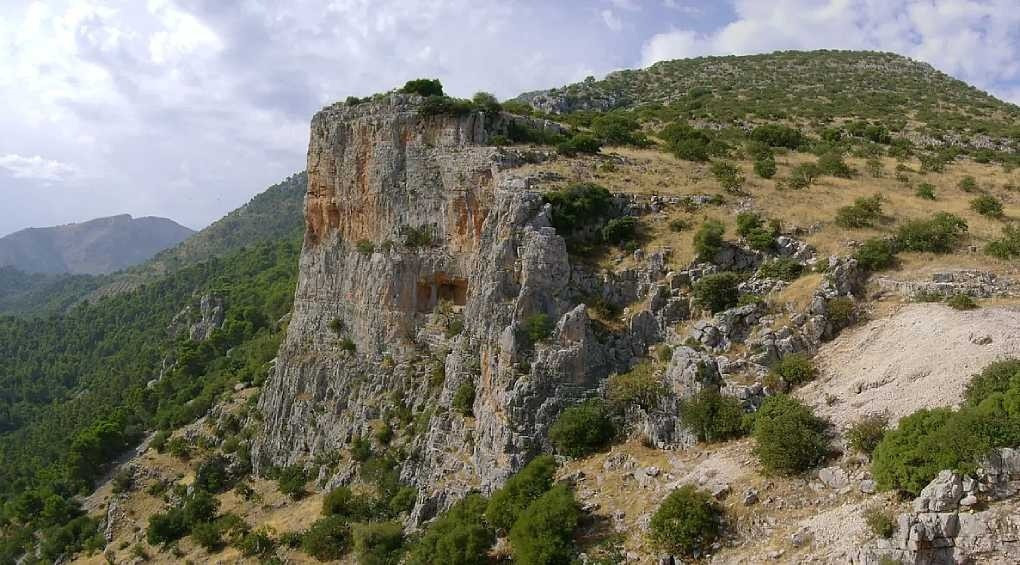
[{"x1": 253, "y1": 95, "x2": 617, "y2": 519}]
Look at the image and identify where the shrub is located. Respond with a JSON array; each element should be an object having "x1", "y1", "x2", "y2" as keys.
[
  {"x1": 452, "y1": 382, "x2": 476, "y2": 416},
  {"x1": 352, "y1": 521, "x2": 404, "y2": 565},
  {"x1": 693, "y1": 220, "x2": 726, "y2": 262},
  {"x1": 660, "y1": 123, "x2": 712, "y2": 161},
  {"x1": 485, "y1": 455, "x2": 557, "y2": 532},
  {"x1": 750, "y1": 124, "x2": 803, "y2": 149},
  {"x1": 753, "y1": 153, "x2": 777, "y2": 178},
  {"x1": 471, "y1": 91, "x2": 501, "y2": 113},
  {"x1": 150, "y1": 430, "x2": 170, "y2": 453},
  {"x1": 692, "y1": 272, "x2": 741, "y2": 313},
  {"x1": 556, "y1": 134, "x2": 601, "y2": 156},
  {"x1": 400, "y1": 224, "x2": 438, "y2": 248},
  {"x1": 276, "y1": 465, "x2": 308, "y2": 499},
  {"x1": 350, "y1": 436, "x2": 372, "y2": 462},
  {"x1": 340, "y1": 337, "x2": 357, "y2": 353},
  {"x1": 958, "y1": 175, "x2": 978, "y2": 192},
  {"x1": 521, "y1": 313, "x2": 554, "y2": 346},
  {"x1": 865, "y1": 158, "x2": 884, "y2": 178},
  {"x1": 710, "y1": 161, "x2": 744, "y2": 192},
  {"x1": 147, "y1": 510, "x2": 188, "y2": 546},
  {"x1": 401, "y1": 78, "x2": 443, "y2": 97},
  {"x1": 508, "y1": 484, "x2": 580, "y2": 565},
  {"x1": 735, "y1": 212, "x2": 780, "y2": 250},
  {"x1": 964, "y1": 359, "x2": 1020, "y2": 406},
  {"x1": 328, "y1": 317, "x2": 344, "y2": 335},
  {"x1": 985, "y1": 224, "x2": 1020, "y2": 259},
  {"x1": 648, "y1": 485, "x2": 722, "y2": 558},
  {"x1": 871, "y1": 408, "x2": 988, "y2": 495},
  {"x1": 826, "y1": 297, "x2": 856, "y2": 328},
  {"x1": 752, "y1": 395, "x2": 829, "y2": 475},
  {"x1": 544, "y1": 182, "x2": 612, "y2": 235},
  {"x1": 916, "y1": 182, "x2": 936, "y2": 200},
  {"x1": 947, "y1": 294, "x2": 977, "y2": 310},
  {"x1": 668, "y1": 218, "x2": 691, "y2": 232},
  {"x1": 658, "y1": 345, "x2": 673, "y2": 362},
  {"x1": 111, "y1": 468, "x2": 134, "y2": 494},
  {"x1": 548, "y1": 400, "x2": 615, "y2": 457},
  {"x1": 846, "y1": 413, "x2": 888, "y2": 455},
  {"x1": 601, "y1": 216, "x2": 640, "y2": 244},
  {"x1": 408, "y1": 494, "x2": 494, "y2": 565},
  {"x1": 769, "y1": 354, "x2": 817, "y2": 387},
  {"x1": 787, "y1": 163, "x2": 820, "y2": 189},
  {"x1": 191, "y1": 521, "x2": 223, "y2": 551},
  {"x1": 895, "y1": 213, "x2": 967, "y2": 253},
  {"x1": 356, "y1": 240, "x2": 375, "y2": 255},
  {"x1": 679, "y1": 388, "x2": 747, "y2": 443},
  {"x1": 816, "y1": 152, "x2": 853, "y2": 178},
  {"x1": 854, "y1": 238, "x2": 897, "y2": 271},
  {"x1": 302, "y1": 516, "x2": 351, "y2": 561},
  {"x1": 322, "y1": 486, "x2": 374, "y2": 520},
  {"x1": 591, "y1": 113, "x2": 647, "y2": 146},
  {"x1": 835, "y1": 195, "x2": 883, "y2": 228},
  {"x1": 606, "y1": 361, "x2": 667, "y2": 412},
  {"x1": 970, "y1": 195, "x2": 1003, "y2": 217},
  {"x1": 864, "y1": 506, "x2": 895, "y2": 539},
  {"x1": 757, "y1": 258, "x2": 803, "y2": 281}
]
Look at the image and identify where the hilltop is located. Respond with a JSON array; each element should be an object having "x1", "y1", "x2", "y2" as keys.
[{"x1": 0, "y1": 214, "x2": 194, "y2": 276}]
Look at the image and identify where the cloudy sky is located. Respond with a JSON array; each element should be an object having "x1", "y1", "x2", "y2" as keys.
[{"x1": 1, "y1": 0, "x2": 1019, "y2": 236}]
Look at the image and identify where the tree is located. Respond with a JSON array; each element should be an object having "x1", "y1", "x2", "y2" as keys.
[
  {"x1": 691, "y1": 272, "x2": 740, "y2": 313},
  {"x1": 548, "y1": 399, "x2": 615, "y2": 457},
  {"x1": 401, "y1": 78, "x2": 444, "y2": 97},
  {"x1": 508, "y1": 484, "x2": 580, "y2": 565},
  {"x1": 692, "y1": 220, "x2": 725, "y2": 262},
  {"x1": 407, "y1": 494, "x2": 494, "y2": 565},
  {"x1": 485, "y1": 455, "x2": 557, "y2": 531},
  {"x1": 679, "y1": 388, "x2": 746, "y2": 443}
]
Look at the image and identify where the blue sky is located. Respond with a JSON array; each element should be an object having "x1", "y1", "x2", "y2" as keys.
[{"x1": 1, "y1": 0, "x2": 1018, "y2": 236}]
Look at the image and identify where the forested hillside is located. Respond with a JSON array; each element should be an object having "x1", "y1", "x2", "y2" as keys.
[{"x1": 0, "y1": 237, "x2": 300, "y2": 562}]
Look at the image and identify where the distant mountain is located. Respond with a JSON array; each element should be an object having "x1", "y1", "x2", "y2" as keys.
[{"x1": 0, "y1": 214, "x2": 194, "y2": 275}]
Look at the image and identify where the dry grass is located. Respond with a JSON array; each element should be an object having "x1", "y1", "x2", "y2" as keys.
[{"x1": 519, "y1": 146, "x2": 1019, "y2": 283}]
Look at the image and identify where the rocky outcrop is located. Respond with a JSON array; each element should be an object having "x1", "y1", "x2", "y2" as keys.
[
  {"x1": 253, "y1": 95, "x2": 620, "y2": 521},
  {"x1": 876, "y1": 270, "x2": 1018, "y2": 299}
]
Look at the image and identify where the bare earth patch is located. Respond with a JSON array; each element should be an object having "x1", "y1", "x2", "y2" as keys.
[{"x1": 799, "y1": 303, "x2": 1020, "y2": 431}]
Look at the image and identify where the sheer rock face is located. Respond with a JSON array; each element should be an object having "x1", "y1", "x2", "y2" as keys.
[{"x1": 253, "y1": 95, "x2": 607, "y2": 520}]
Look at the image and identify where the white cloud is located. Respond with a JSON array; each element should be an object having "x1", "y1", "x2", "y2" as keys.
[
  {"x1": 0, "y1": 154, "x2": 76, "y2": 181},
  {"x1": 602, "y1": 9, "x2": 623, "y2": 31},
  {"x1": 640, "y1": 0, "x2": 1020, "y2": 103}
]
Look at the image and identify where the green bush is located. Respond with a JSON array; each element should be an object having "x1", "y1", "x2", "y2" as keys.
[
  {"x1": 710, "y1": 161, "x2": 744, "y2": 192},
  {"x1": 947, "y1": 294, "x2": 977, "y2": 310},
  {"x1": 340, "y1": 337, "x2": 357, "y2": 352},
  {"x1": 865, "y1": 158, "x2": 884, "y2": 178},
  {"x1": 964, "y1": 360, "x2": 1020, "y2": 406},
  {"x1": 752, "y1": 395, "x2": 829, "y2": 475},
  {"x1": 276, "y1": 465, "x2": 308, "y2": 499},
  {"x1": 607, "y1": 361, "x2": 667, "y2": 412},
  {"x1": 679, "y1": 388, "x2": 747, "y2": 443},
  {"x1": 485, "y1": 455, "x2": 557, "y2": 531},
  {"x1": 750, "y1": 124, "x2": 803, "y2": 149},
  {"x1": 895, "y1": 213, "x2": 968, "y2": 253},
  {"x1": 660, "y1": 123, "x2": 712, "y2": 161},
  {"x1": 452, "y1": 382, "x2": 476, "y2": 416},
  {"x1": 147, "y1": 510, "x2": 188, "y2": 546},
  {"x1": 356, "y1": 240, "x2": 375, "y2": 255},
  {"x1": 958, "y1": 175, "x2": 978, "y2": 192},
  {"x1": 970, "y1": 195, "x2": 1003, "y2": 217},
  {"x1": 854, "y1": 238, "x2": 898, "y2": 271},
  {"x1": 871, "y1": 408, "x2": 988, "y2": 495},
  {"x1": 816, "y1": 152, "x2": 853, "y2": 178},
  {"x1": 508, "y1": 484, "x2": 580, "y2": 565},
  {"x1": 556, "y1": 134, "x2": 601, "y2": 156},
  {"x1": 191, "y1": 521, "x2": 223, "y2": 551},
  {"x1": 601, "y1": 216, "x2": 640, "y2": 244},
  {"x1": 194, "y1": 455, "x2": 231, "y2": 494},
  {"x1": 787, "y1": 162, "x2": 820, "y2": 189},
  {"x1": 693, "y1": 220, "x2": 726, "y2": 262},
  {"x1": 692, "y1": 272, "x2": 741, "y2": 313},
  {"x1": 522, "y1": 313, "x2": 554, "y2": 346},
  {"x1": 322, "y1": 486, "x2": 374, "y2": 520},
  {"x1": 408, "y1": 494, "x2": 494, "y2": 565},
  {"x1": 648, "y1": 485, "x2": 722, "y2": 557},
  {"x1": 328, "y1": 317, "x2": 344, "y2": 335},
  {"x1": 757, "y1": 258, "x2": 803, "y2": 281},
  {"x1": 753, "y1": 153, "x2": 777, "y2": 178},
  {"x1": 591, "y1": 113, "x2": 647, "y2": 146},
  {"x1": 769, "y1": 354, "x2": 817, "y2": 386},
  {"x1": 150, "y1": 430, "x2": 170, "y2": 453},
  {"x1": 826, "y1": 297, "x2": 856, "y2": 328},
  {"x1": 351, "y1": 436, "x2": 372, "y2": 462},
  {"x1": 864, "y1": 506, "x2": 895, "y2": 539},
  {"x1": 352, "y1": 521, "x2": 404, "y2": 565},
  {"x1": 835, "y1": 195, "x2": 883, "y2": 228},
  {"x1": 401, "y1": 78, "x2": 444, "y2": 97},
  {"x1": 471, "y1": 91, "x2": 501, "y2": 113},
  {"x1": 111, "y1": 468, "x2": 134, "y2": 494},
  {"x1": 658, "y1": 345, "x2": 673, "y2": 362},
  {"x1": 302, "y1": 516, "x2": 351, "y2": 561},
  {"x1": 984, "y1": 224, "x2": 1020, "y2": 259},
  {"x1": 846, "y1": 413, "x2": 888, "y2": 454},
  {"x1": 668, "y1": 218, "x2": 691, "y2": 232},
  {"x1": 544, "y1": 182, "x2": 612, "y2": 235},
  {"x1": 548, "y1": 399, "x2": 615, "y2": 457},
  {"x1": 916, "y1": 182, "x2": 936, "y2": 200}
]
